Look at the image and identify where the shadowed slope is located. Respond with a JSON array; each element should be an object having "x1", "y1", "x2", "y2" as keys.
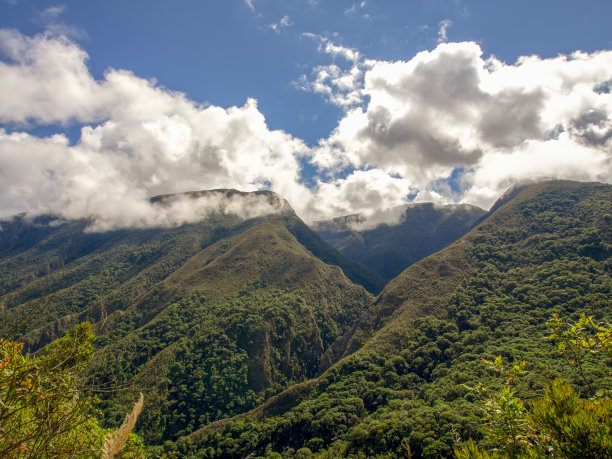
[{"x1": 313, "y1": 203, "x2": 485, "y2": 282}]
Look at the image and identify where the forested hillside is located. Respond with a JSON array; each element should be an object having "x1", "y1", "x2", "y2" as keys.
[
  {"x1": 313, "y1": 203, "x2": 486, "y2": 282},
  {"x1": 182, "y1": 180, "x2": 612, "y2": 457},
  {"x1": 0, "y1": 190, "x2": 377, "y2": 446},
  {"x1": 2, "y1": 181, "x2": 610, "y2": 457}
]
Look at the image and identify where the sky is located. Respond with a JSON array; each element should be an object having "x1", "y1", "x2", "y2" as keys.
[{"x1": 0, "y1": 0, "x2": 611, "y2": 230}]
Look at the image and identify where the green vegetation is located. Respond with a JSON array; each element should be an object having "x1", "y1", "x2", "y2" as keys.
[
  {"x1": 0, "y1": 201, "x2": 375, "y2": 448},
  {"x1": 457, "y1": 313, "x2": 612, "y2": 458},
  {"x1": 1, "y1": 182, "x2": 611, "y2": 457},
  {"x1": 314, "y1": 203, "x2": 486, "y2": 282},
  {"x1": 85, "y1": 219, "x2": 372, "y2": 445},
  {"x1": 0, "y1": 323, "x2": 145, "y2": 458},
  {"x1": 0, "y1": 193, "x2": 379, "y2": 351},
  {"x1": 182, "y1": 181, "x2": 611, "y2": 457}
]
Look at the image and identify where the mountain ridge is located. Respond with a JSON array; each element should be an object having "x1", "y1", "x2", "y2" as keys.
[
  {"x1": 183, "y1": 180, "x2": 612, "y2": 457},
  {"x1": 313, "y1": 201, "x2": 486, "y2": 282},
  {"x1": 0, "y1": 194, "x2": 383, "y2": 443}
]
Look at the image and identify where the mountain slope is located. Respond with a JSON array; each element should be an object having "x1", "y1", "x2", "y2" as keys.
[
  {"x1": 0, "y1": 190, "x2": 376, "y2": 443},
  {"x1": 89, "y1": 217, "x2": 373, "y2": 442},
  {"x1": 313, "y1": 203, "x2": 486, "y2": 282},
  {"x1": 0, "y1": 191, "x2": 379, "y2": 346},
  {"x1": 184, "y1": 180, "x2": 612, "y2": 458}
]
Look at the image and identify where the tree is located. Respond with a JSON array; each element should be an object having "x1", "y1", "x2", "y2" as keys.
[
  {"x1": 456, "y1": 314, "x2": 612, "y2": 458},
  {"x1": 0, "y1": 323, "x2": 104, "y2": 456},
  {"x1": 0, "y1": 322, "x2": 146, "y2": 458}
]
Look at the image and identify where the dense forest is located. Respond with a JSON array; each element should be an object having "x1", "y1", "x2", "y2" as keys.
[
  {"x1": 1, "y1": 181, "x2": 611, "y2": 457},
  {"x1": 178, "y1": 181, "x2": 611, "y2": 457}
]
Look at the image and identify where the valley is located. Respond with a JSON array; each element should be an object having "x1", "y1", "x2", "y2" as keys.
[{"x1": 1, "y1": 180, "x2": 611, "y2": 457}]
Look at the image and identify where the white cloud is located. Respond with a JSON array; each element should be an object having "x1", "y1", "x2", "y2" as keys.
[
  {"x1": 324, "y1": 41, "x2": 361, "y2": 62},
  {"x1": 295, "y1": 35, "x2": 368, "y2": 109},
  {"x1": 461, "y1": 133, "x2": 612, "y2": 208},
  {"x1": 244, "y1": 0, "x2": 255, "y2": 12},
  {"x1": 0, "y1": 29, "x2": 104, "y2": 124},
  {"x1": 35, "y1": 4, "x2": 87, "y2": 40},
  {"x1": 305, "y1": 169, "x2": 415, "y2": 226},
  {"x1": 344, "y1": 1, "x2": 370, "y2": 20},
  {"x1": 301, "y1": 33, "x2": 361, "y2": 62},
  {"x1": 437, "y1": 19, "x2": 452, "y2": 43},
  {"x1": 0, "y1": 30, "x2": 611, "y2": 231},
  {"x1": 267, "y1": 15, "x2": 292, "y2": 33},
  {"x1": 0, "y1": 30, "x2": 314, "y2": 229},
  {"x1": 309, "y1": 42, "x2": 612, "y2": 210},
  {"x1": 38, "y1": 5, "x2": 66, "y2": 22}
]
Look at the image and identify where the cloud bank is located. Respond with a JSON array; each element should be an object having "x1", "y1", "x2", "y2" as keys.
[
  {"x1": 308, "y1": 41, "x2": 612, "y2": 208},
  {"x1": 0, "y1": 30, "x2": 611, "y2": 230}
]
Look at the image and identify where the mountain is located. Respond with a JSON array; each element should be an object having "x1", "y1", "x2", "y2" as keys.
[
  {"x1": 312, "y1": 202, "x2": 486, "y2": 282},
  {"x1": 183, "y1": 180, "x2": 612, "y2": 458},
  {"x1": 0, "y1": 190, "x2": 378, "y2": 443}
]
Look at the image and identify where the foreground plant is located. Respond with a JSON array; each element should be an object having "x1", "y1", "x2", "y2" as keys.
[
  {"x1": 456, "y1": 315, "x2": 612, "y2": 458},
  {"x1": 0, "y1": 322, "x2": 146, "y2": 458}
]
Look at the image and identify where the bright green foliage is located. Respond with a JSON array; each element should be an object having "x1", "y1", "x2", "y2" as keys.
[
  {"x1": 0, "y1": 323, "x2": 147, "y2": 458},
  {"x1": 458, "y1": 315, "x2": 612, "y2": 458},
  {"x1": 477, "y1": 359, "x2": 530, "y2": 456},
  {"x1": 530, "y1": 378, "x2": 612, "y2": 457},
  {"x1": 547, "y1": 313, "x2": 612, "y2": 395},
  {"x1": 0, "y1": 323, "x2": 104, "y2": 457},
  {"x1": 455, "y1": 440, "x2": 502, "y2": 459},
  {"x1": 461, "y1": 376, "x2": 612, "y2": 459}
]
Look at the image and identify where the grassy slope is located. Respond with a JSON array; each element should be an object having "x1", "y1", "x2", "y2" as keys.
[
  {"x1": 91, "y1": 217, "x2": 373, "y2": 443},
  {"x1": 0, "y1": 199, "x2": 378, "y2": 444},
  {"x1": 185, "y1": 180, "x2": 611, "y2": 458}
]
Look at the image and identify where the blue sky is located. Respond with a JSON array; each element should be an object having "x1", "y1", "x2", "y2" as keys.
[
  {"x1": 3, "y1": 0, "x2": 610, "y2": 144},
  {"x1": 0, "y1": 1, "x2": 611, "y2": 228}
]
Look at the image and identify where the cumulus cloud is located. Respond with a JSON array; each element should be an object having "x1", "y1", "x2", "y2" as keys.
[
  {"x1": 310, "y1": 42, "x2": 612, "y2": 209},
  {"x1": 295, "y1": 35, "x2": 367, "y2": 108},
  {"x1": 0, "y1": 29, "x2": 105, "y2": 124},
  {"x1": 0, "y1": 30, "x2": 314, "y2": 230},
  {"x1": 1, "y1": 29, "x2": 611, "y2": 231},
  {"x1": 304, "y1": 169, "x2": 415, "y2": 226}
]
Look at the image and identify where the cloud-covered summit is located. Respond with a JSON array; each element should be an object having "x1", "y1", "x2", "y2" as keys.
[{"x1": 0, "y1": 30, "x2": 611, "y2": 230}]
